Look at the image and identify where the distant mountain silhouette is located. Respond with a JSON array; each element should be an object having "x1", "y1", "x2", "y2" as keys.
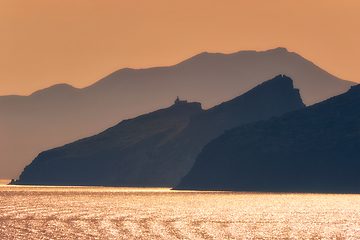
[
  {"x1": 13, "y1": 75, "x2": 305, "y2": 186},
  {"x1": 175, "y1": 84, "x2": 360, "y2": 193},
  {"x1": 0, "y1": 47, "x2": 356, "y2": 179}
]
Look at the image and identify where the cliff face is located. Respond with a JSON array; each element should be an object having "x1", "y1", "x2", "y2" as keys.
[
  {"x1": 150, "y1": 75, "x2": 306, "y2": 185},
  {"x1": 15, "y1": 75, "x2": 305, "y2": 186},
  {"x1": 183, "y1": 74, "x2": 305, "y2": 142},
  {"x1": 175, "y1": 85, "x2": 360, "y2": 193}
]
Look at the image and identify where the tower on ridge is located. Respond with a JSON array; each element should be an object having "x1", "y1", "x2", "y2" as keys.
[{"x1": 174, "y1": 96, "x2": 187, "y2": 105}]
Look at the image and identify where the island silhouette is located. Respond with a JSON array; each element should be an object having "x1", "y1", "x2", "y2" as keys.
[
  {"x1": 0, "y1": 48, "x2": 356, "y2": 180},
  {"x1": 175, "y1": 84, "x2": 360, "y2": 193},
  {"x1": 13, "y1": 75, "x2": 305, "y2": 186}
]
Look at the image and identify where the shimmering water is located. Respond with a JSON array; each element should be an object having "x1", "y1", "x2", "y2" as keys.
[{"x1": 0, "y1": 185, "x2": 359, "y2": 239}]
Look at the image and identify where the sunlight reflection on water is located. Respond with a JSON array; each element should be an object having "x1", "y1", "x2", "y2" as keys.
[{"x1": 1, "y1": 185, "x2": 359, "y2": 239}]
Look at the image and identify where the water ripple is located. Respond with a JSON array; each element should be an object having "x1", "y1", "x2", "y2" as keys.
[{"x1": 1, "y1": 186, "x2": 359, "y2": 239}]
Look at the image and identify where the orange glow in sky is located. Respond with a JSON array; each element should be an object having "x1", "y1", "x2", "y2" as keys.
[{"x1": 1, "y1": 0, "x2": 359, "y2": 96}]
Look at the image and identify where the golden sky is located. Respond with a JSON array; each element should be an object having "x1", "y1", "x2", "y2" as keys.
[{"x1": 1, "y1": 0, "x2": 359, "y2": 96}]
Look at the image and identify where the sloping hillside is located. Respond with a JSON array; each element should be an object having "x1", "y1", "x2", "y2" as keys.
[
  {"x1": 175, "y1": 84, "x2": 360, "y2": 193},
  {"x1": 1, "y1": 48, "x2": 355, "y2": 179},
  {"x1": 14, "y1": 75, "x2": 305, "y2": 186}
]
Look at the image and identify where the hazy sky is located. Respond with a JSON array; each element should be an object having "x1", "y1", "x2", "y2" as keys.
[{"x1": 1, "y1": 0, "x2": 359, "y2": 96}]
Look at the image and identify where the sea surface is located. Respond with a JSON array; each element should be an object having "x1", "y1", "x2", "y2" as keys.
[{"x1": 0, "y1": 185, "x2": 359, "y2": 239}]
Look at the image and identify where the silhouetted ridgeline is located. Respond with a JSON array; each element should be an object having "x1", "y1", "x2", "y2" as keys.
[
  {"x1": 149, "y1": 75, "x2": 306, "y2": 186},
  {"x1": 0, "y1": 47, "x2": 355, "y2": 179},
  {"x1": 14, "y1": 102, "x2": 202, "y2": 186},
  {"x1": 13, "y1": 75, "x2": 305, "y2": 186},
  {"x1": 175, "y1": 84, "x2": 360, "y2": 193}
]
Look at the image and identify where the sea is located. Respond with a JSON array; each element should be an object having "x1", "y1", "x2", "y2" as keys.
[{"x1": 0, "y1": 184, "x2": 359, "y2": 239}]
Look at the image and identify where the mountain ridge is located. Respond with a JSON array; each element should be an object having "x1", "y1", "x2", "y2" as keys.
[
  {"x1": 1, "y1": 48, "x2": 352, "y2": 101},
  {"x1": 0, "y1": 47, "x2": 356, "y2": 179},
  {"x1": 13, "y1": 75, "x2": 306, "y2": 186},
  {"x1": 175, "y1": 84, "x2": 360, "y2": 193}
]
